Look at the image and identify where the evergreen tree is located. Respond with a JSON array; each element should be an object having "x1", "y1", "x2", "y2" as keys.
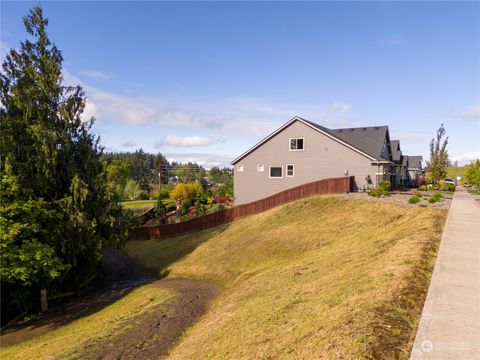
[{"x1": 0, "y1": 6, "x2": 130, "y2": 317}]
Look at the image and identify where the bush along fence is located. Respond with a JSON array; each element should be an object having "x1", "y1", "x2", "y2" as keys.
[{"x1": 131, "y1": 176, "x2": 353, "y2": 240}]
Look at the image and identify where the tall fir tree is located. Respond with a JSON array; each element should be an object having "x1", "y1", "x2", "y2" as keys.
[{"x1": 0, "y1": 6, "x2": 130, "y2": 317}]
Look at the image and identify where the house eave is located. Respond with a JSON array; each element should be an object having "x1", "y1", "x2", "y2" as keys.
[{"x1": 230, "y1": 116, "x2": 377, "y2": 165}]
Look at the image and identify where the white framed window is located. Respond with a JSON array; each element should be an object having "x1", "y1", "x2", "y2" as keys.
[
  {"x1": 269, "y1": 166, "x2": 283, "y2": 178},
  {"x1": 289, "y1": 137, "x2": 305, "y2": 151},
  {"x1": 237, "y1": 164, "x2": 244, "y2": 172},
  {"x1": 257, "y1": 164, "x2": 264, "y2": 172},
  {"x1": 286, "y1": 164, "x2": 294, "y2": 177}
]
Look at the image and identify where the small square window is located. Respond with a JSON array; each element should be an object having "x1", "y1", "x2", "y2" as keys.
[
  {"x1": 237, "y1": 164, "x2": 244, "y2": 172},
  {"x1": 286, "y1": 164, "x2": 294, "y2": 177},
  {"x1": 290, "y1": 138, "x2": 304, "y2": 151},
  {"x1": 269, "y1": 166, "x2": 283, "y2": 178},
  {"x1": 257, "y1": 164, "x2": 264, "y2": 172}
]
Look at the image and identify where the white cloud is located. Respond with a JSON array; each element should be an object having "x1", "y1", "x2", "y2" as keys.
[
  {"x1": 155, "y1": 134, "x2": 215, "y2": 148},
  {"x1": 463, "y1": 104, "x2": 480, "y2": 120},
  {"x1": 450, "y1": 151, "x2": 480, "y2": 166},
  {"x1": 445, "y1": 104, "x2": 480, "y2": 120},
  {"x1": 62, "y1": 69, "x2": 357, "y2": 139},
  {"x1": 78, "y1": 70, "x2": 113, "y2": 80},
  {"x1": 122, "y1": 140, "x2": 137, "y2": 148},
  {"x1": 164, "y1": 153, "x2": 233, "y2": 169}
]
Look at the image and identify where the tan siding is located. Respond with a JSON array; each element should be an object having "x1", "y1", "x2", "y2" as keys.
[{"x1": 234, "y1": 121, "x2": 383, "y2": 204}]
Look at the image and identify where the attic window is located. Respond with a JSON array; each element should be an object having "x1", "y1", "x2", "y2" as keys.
[
  {"x1": 289, "y1": 138, "x2": 304, "y2": 151},
  {"x1": 237, "y1": 164, "x2": 244, "y2": 172}
]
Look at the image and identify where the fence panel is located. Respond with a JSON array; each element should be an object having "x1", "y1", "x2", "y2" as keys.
[{"x1": 130, "y1": 176, "x2": 353, "y2": 240}]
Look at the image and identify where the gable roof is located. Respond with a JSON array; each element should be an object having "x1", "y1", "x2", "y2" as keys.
[
  {"x1": 390, "y1": 140, "x2": 402, "y2": 163},
  {"x1": 230, "y1": 116, "x2": 391, "y2": 165},
  {"x1": 328, "y1": 126, "x2": 390, "y2": 160},
  {"x1": 407, "y1": 156, "x2": 423, "y2": 169}
]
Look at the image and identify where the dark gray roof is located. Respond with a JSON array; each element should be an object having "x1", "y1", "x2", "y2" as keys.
[
  {"x1": 402, "y1": 155, "x2": 409, "y2": 166},
  {"x1": 329, "y1": 126, "x2": 389, "y2": 160},
  {"x1": 408, "y1": 156, "x2": 423, "y2": 169},
  {"x1": 303, "y1": 120, "x2": 390, "y2": 161},
  {"x1": 390, "y1": 140, "x2": 402, "y2": 163},
  {"x1": 232, "y1": 117, "x2": 393, "y2": 164}
]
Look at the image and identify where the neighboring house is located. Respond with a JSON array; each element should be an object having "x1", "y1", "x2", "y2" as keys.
[
  {"x1": 406, "y1": 155, "x2": 424, "y2": 183},
  {"x1": 231, "y1": 116, "x2": 425, "y2": 204},
  {"x1": 231, "y1": 117, "x2": 393, "y2": 204},
  {"x1": 389, "y1": 140, "x2": 408, "y2": 187}
]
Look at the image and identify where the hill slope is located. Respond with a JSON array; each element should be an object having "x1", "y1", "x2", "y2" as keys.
[{"x1": 126, "y1": 196, "x2": 446, "y2": 359}]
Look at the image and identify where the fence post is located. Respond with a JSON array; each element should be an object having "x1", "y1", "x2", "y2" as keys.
[{"x1": 40, "y1": 289, "x2": 48, "y2": 312}]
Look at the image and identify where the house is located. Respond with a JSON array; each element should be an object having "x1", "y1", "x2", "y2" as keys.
[
  {"x1": 389, "y1": 140, "x2": 408, "y2": 187},
  {"x1": 405, "y1": 155, "x2": 424, "y2": 184},
  {"x1": 230, "y1": 116, "x2": 423, "y2": 205}
]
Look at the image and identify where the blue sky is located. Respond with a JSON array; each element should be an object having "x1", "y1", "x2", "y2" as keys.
[{"x1": 2, "y1": 1, "x2": 479, "y2": 167}]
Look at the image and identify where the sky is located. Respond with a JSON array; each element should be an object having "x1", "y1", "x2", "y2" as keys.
[{"x1": 1, "y1": 1, "x2": 479, "y2": 168}]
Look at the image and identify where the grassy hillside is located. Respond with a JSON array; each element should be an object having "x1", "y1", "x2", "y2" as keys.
[
  {"x1": 126, "y1": 196, "x2": 446, "y2": 359},
  {"x1": 0, "y1": 284, "x2": 175, "y2": 359},
  {"x1": 447, "y1": 166, "x2": 468, "y2": 179}
]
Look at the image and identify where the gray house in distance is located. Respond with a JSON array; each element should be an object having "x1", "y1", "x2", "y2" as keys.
[{"x1": 231, "y1": 116, "x2": 423, "y2": 205}]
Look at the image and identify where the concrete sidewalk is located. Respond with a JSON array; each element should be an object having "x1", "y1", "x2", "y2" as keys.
[{"x1": 410, "y1": 187, "x2": 480, "y2": 359}]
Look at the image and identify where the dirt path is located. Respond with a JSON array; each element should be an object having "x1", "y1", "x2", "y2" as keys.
[
  {"x1": 85, "y1": 278, "x2": 219, "y2": 359},
  {"x1": 1, "y1": 248, "x2": 219, "y2": 359}
]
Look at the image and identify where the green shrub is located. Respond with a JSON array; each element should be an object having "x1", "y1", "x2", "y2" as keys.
[
  {"x1": 445, "y1": 184, "x2": 456, "y2": 192},
  {"x1": 418, "y1": 185, "x2": 427, "y2": 191},
  {"x1": 367, "y1": 181, "x2": 391, "y2": 198},
  {"x1": 153, "y1": 200, "x2": 167, "y2": 224},
  {"x1": 428, "y1": 197, "x2": 438, "y2": 204},
  {"x1": 180, "y1": 214, "x2": 191, "y2": 222},
  {"x1": 206, "y1": 203, "x2": 225, "y2": 214},
  {"x1": 165, "y1": 202, "x2": 176, "y2": 212},
  {"x1": 379, "y1": 181, "x2": 391, "y2": 191},
  {"x1": 432, "y1": 193, "x2": 444, "y2": 200},
  {"x1": 408, "y1": 195, "x2": 421, "y2": 204},
  {"x1": 138, "y1": 191, "x2": 150, "y2": 200},
  {"x1": 195, "y1": 199, "x2": 205, "y2": 217},
  {"x1": 156, "y1": 187, "x2": 170, "y2": 200},
  {"x1": 180, "y1": 199, "x2": 192, "y2": 214}
]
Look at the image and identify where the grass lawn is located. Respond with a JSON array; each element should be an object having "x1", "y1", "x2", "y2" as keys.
[
  {"x1": 120, "y1": 200, "x2": 157, "y2": 209},
  {"x1": 0, "y1": 284, "x2": 175, "y2": 360},
  {"x1": 467, "y1": 189, "x2": 480, "y2": 195},
  {"x1": 126, "y1": 196, "x2": 446, "y2": 359}
]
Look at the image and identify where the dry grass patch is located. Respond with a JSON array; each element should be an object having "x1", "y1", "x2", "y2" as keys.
[
  {"x1": 0, "y1": 284, "x2": 175, "y2": 360},
  {"x1": 126, "y1": 196, "x2": 446, "y2": 359}
]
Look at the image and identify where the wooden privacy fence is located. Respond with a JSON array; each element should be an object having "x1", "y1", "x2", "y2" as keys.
[{"x1": 131, "y1": 176, "x2": 353, "y2": 240}]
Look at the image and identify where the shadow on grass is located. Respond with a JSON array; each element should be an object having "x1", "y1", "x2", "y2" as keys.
[
  {"x1": 125, "y1": 223, "x2": 232, "y2": 277},
  {"x1": 0, "y1": 224, "x2": 228, "y2": 347}
]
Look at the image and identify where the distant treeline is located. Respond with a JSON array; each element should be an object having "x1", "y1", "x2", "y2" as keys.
[{"x1": 102, "y1": 149, "x2": 233, "y2": 200}]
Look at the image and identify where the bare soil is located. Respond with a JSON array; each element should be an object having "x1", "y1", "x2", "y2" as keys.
[
  {"x1": 1, "y1": 248, "x2": 219, "y2": 359},
  {"x1": 84, "y1": 278, "x2": 218, "y2": 360}
]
